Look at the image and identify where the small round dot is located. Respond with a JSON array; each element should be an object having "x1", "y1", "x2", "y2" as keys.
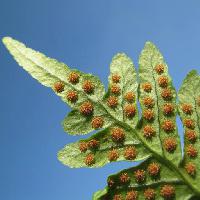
[
  {"x1": 88, "y1": 139, "x2": 99, "y2": 149},
  {"x1": 162, "y1": 120, "x2": 175, "y2": 133},
  {"x1": 147, "y1": 162, "x2": 160, "y2": 177},
  {"x1": 108, "y1": 149, "x2": 119, "y2": 162},
  {"x1": 142, "y1": 82, "x2": 152, "y2": 93},
  {"x1": 82, "y1": 80, "x2": 94, "y2": 94},
  {"x1": 164, "y1": 137, "x2": 177, "y2": 153},
  {"x1": 113, "y1": 194, "x2": 123, "y2": 200},
  {"x1": 91, "y1": 116, "x2": 104, "y2": 129},
  {"x1": 54, "y1": 82, "x2": 64, "y2": 93},
  {"x1": 186, "y1": 145, "x2": 198, "y2": 158},
  {"x1": 160, "y1": 185, "x2": 175, "y2": 200},
  {"x1": 112, "y1": 74, "x2": 121, "y2": 83},
  {"x1": 107, "y1": 96, "x2": 118, "y2": 108},
  {"x1": 111, "y1": 84, "x2": 121, "y2": 95},
  {"x1": 124, "y1": 92, "x2": 135, "y2": 103},
  {"x1": 119, "y1": 173, "x2": 130, "y2": 184},
  {"x1": 111, "y1": 127, "x2": 125, "y2": 143},
  {"x1": 134, "y1": 169, "x2": 145, "y2": 183},
  {"x1": 184, "y1": 119, "x2": 195, "y2": 129},
  {"x1": 163, "y1": 103, "x2": 174, "y2": 116},
  {"x1": 143, "y1": 97, "x2": 155, "y2": 108},
  {"x1": 182, "y1": 104, "x2": 193, "y2": 115},
  {"x1": 144, "y1": 188, "x2": 156, "y2": 200},
  {"x1": 126, "y1": 190, "x2": 138, "y2": 200},
  {"x1": 161, "y1": 89, "x2": 173, "y2": 100},
  {"x1": 143, "y1": 109, "x2": 154, "y2": 121},
  {"x1": 124, "y1": 104, "x2": 136, "y2": 118},
  {"x1": 68, "y1": 72, "x2": 79, "y2": 84},
  {"x1": 79, "y1": 142, "x2": 88, "y2": 152},
  {"x1": 158, "y1": 76, "x2": 168, "y2": 88},
  {"x1": 155, "y1": 64, "x2": 164, "y2": 74},
  {"x1": 185, "y1": 130, "x2": 197, "y2": 143},
  {"x1": 124, "y1": 146, "x2": 137, "y2": 160},
  {"x1": 85, "y1": 153, "x2": 95, "y2": 166},
  {"x1": 185, "y1": 162, "x2": 196, "y2": 177},
  {"x1": 80, "y1": 101, "x2": 94, "y2": 116},
  {"x1": 143, "y1": 125, "x2": 156, "y2": 139},
  {"x1": 67, "y1": 90, "x2": 78, "y2": 103}
]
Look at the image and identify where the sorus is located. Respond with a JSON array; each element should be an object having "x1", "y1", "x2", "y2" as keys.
[
  {"x1": 142, "y1": 82, "x2": 152, "y2": 93},
  {"x1": 134, "y1": 169, "x2": 146, "y2": 183},
  {"x1": 163, "y1": 103, "x2": 174, "y2": 116},
  {"x1": 144, "y1": 188, "x2": 156, "y2": 200},
  {"x1": 82, "y1": 80, "x2": 94, "y2": 94},
  {"x1": 80, "y1": 101, "x2": 94, "y2": 116},
  {"x1": 184, "y1": 119, "x2": 195, "y2": 129},
  {"x1": 182, "y1": 104, "x2": 193, "y2": 115},
  {"x1": 143, "y1": 97, "x2": 155, "y2": 108},
  {"x1": 66, "y1": 90, "x2": 78, "y2": 103},
  {"x1": 143, "y1": 125, "x2": 156, "y2": 139},
  {"x1": 112, "y1": 74, "x2": 121, "y2": 83},
  {"x1": 185, "y1": 162, "x2": 196, "y2": 176},
  {"x1": 162, "y1": 120, "x2": 175, "y2": 133},
  {"x1": 154, "y1": 64, "x2": 164, "y2": 74},
  {"x1": 126, "y1": 190, "x2": 138, "y2": 200},
  {"x1": 143, "y1": 109, "x2": 154, "y2": 121},
  {"x1": 124, "y1": 104, "x2": 136, "y2": 118},
  {"x1": 108, "y1": 149, "x2": 119, "y2": 162},
  {"x1": 54, "y1": 82, "x2": 64, "y2": 93},
  {"x1": 124, "y1": 146, "x2": 137, "y2": 160},
  {"x1": 186, "y1": 144, "x2": 198, "y2": 158},
  {"x1": 158, "y1": 76, "x2": 168, "y2": 88},
  {"x1": 68, "y1": 72, "x2": 79, "y2": 84},
  {"x1": 113, "y1": 194, "x2": 123, "y2": 200},
  {"x1": 107, "y1": 178, "x2": 115, "y2": 188},
  {"x1": 87, "y1": 139, "x2": 99, "y2": 149},
  {"x1": 124, "y1": 92, "x2": 135, "y2": 103},
  {"x1": 185, "y1": 130, "x2": 197, "y2": 143},
  {"x1": 79, "y1": 141, "x2": 88, "y2": 152},
  {"x1": 160, "y1": 185, "x2": 175, "y2": 200},
  {"x1": 161, "y1": 88, "x2": 173, "y2": 100},
  {"x1": 85, "y1": 153, "x2": 95, "y2": 166},
  {"x1": 107, "y1": 96, "x2": 118, "y2": 108},
  {"x1": 91, "y1": 116, "x2": 104, "y2": 129},
  {"x1": 111, "y1": 84, "x2": 121, "y2": 95},
  {"x1": 119, "y1": 173, "x2": 130, "y2": 184},
  {"x1": 111, "y1": 127, "x2": 125, "y2": 143},
  {"x1": 164, "y1": 137, "x2": 177, "y2": 153},
  {"x1": 147, "y1": 162, "x2": 160, "y2": 177}
]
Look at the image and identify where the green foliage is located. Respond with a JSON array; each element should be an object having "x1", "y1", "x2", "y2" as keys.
[{"x1": 3, "y1": 37, "x2": 200, "y2": 200}]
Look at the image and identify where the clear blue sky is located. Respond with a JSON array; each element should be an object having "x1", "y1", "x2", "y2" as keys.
[{"x1": 1, "y1": 1, "x2": 200, "y2": 200}]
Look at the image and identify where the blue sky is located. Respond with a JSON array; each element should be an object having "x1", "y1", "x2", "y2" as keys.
[{"x1": 1, "y1": 1, "x2": 200, "y2": 199}]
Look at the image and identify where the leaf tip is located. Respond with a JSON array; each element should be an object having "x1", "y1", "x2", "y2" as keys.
[{"x1": 2, "y1": 36, "x2": 12, "y2": 45}]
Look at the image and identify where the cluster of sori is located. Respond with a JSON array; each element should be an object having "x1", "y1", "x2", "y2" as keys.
[
  {"x1": 181, "y1": 99, "x2": 199, "y2": 177},
  {"x1": 78, "y1": 126, "x2": 138, "y2": 166},
  {"x1": 54, "y1": 71, "x2": 104, "y2": 128},
  {"x1": 107, "y1": 162, "x2": 176, "y2": 200},
  {"x1": 107, "y1": 73, "x2": 136, "y2": 119},
  {"x1": 141, "y1": 63, "x2": 178, "y2": 154}
]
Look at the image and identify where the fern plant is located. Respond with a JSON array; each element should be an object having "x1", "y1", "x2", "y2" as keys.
[{"x1": 3, "y1": 37, "x2": 200, "y2": 200}]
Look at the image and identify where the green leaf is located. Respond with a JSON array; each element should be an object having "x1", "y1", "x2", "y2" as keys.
[
  {"x1": 93, "y1": 157, "x2": 193, "y2": 200},
  {"x1": 138, "y1": 42, "x2": 182, "y2": 166},
  {"x1": 58, "y1": 127, "x2": 151, "y2": 168},
  {"x1": 104, "y1": 53, "x2": 139, "y2": 126},
  {"x1": 178, "y1": 70, "x2": 200, "y2": 194}
]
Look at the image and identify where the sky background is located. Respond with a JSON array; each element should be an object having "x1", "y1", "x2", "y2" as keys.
[{"x1": 1, "y1": 1, "x2": 200, "y2": 200}]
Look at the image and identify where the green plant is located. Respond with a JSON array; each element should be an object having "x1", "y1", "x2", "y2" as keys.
[{"x1": 3, "y1": 37, "x2": 200, "y2": 200}]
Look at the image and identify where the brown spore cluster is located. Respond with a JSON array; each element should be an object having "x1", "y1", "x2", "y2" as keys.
[
  {"x1": 80, "y1": 101, "x2": 94, "y2": 116},
  {"x1": 143, "y1": 125, "x2": 156, "y2": 139},
  {"x1": 54, "y1": 81, "x2": 65, "y2": 93},
  {"x1": 144, "y1": 188, "x2": 156, "y2": 200},
  {"x1": 111, "y1": 127, "x2": 125, "y2": 143},
  {"x1": 108, "y1": 149, "x2": 119, "y2": 162},
  {"x1": 124, "y1": 146, "x2": 137, "y2": 160},
  {"x1": 124, "y1": 104, "x2": 136, "y2": 118},
  {"x1": 134, "y1": 169, "x2": 146, "y2": 183},
  {"x1": 91, "y1": 116, "x2": 104, "y2": 129},
  {"x1": 107, "y1": 96, "x2": 118, "y2": 108},
  {"x1": 82, "y1": 80, "x2": 94, "y2": 94},
  {"x1": 67, "y1": 90, "x2": 78, "y2": 103},
  {"x1": 68, "y1": 72, "x2": 79, "y2": 84}
]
